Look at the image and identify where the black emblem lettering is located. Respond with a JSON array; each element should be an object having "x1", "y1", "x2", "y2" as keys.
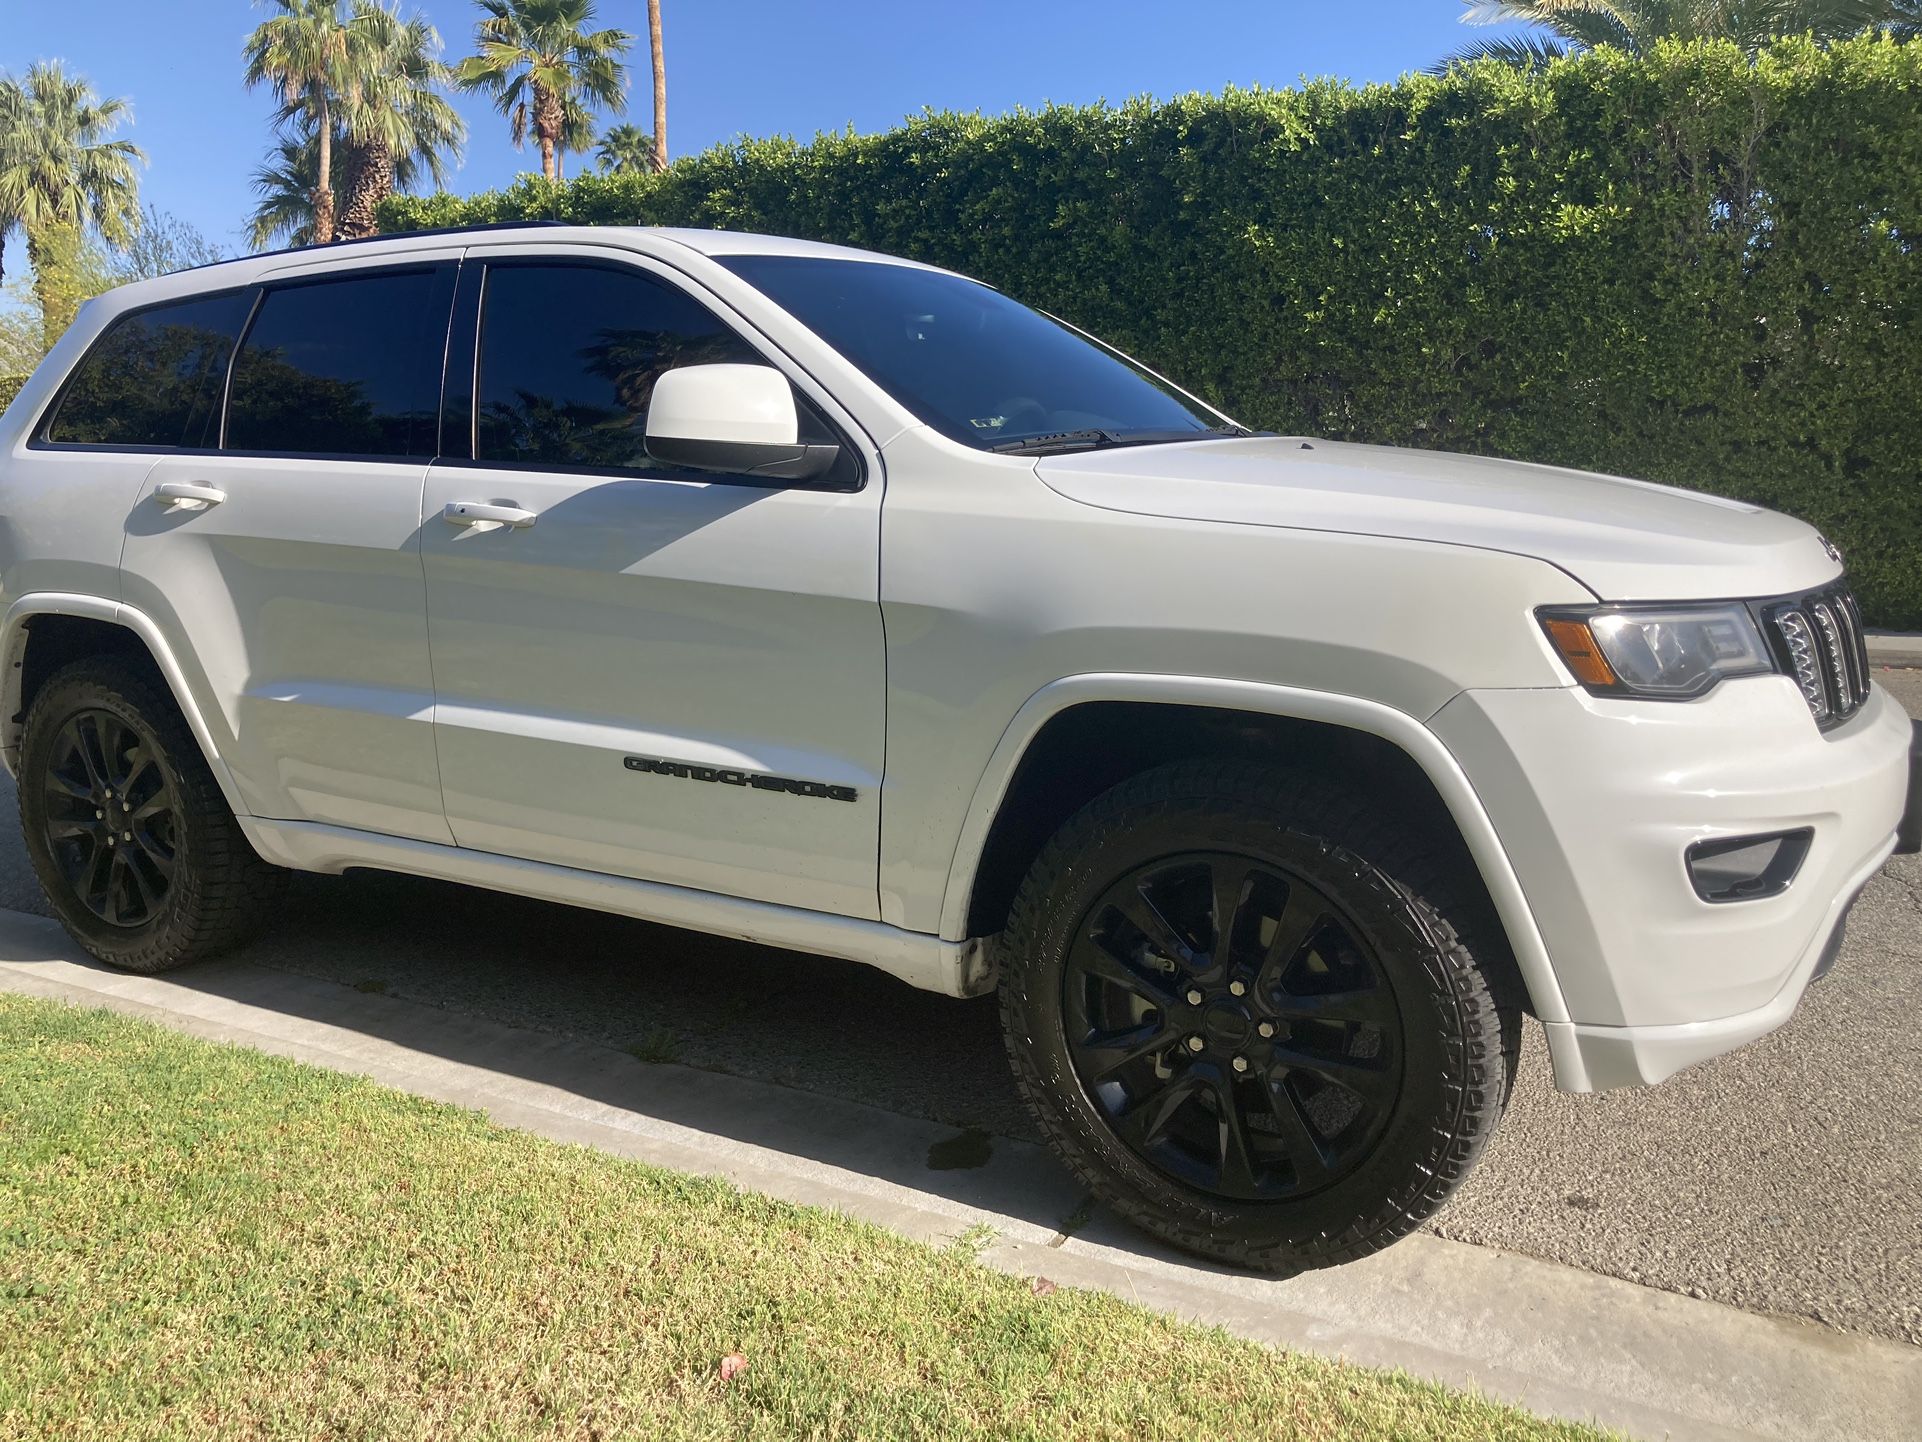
[{"x1": 623, "y1": 756, "x2": 858, "y2": 803}]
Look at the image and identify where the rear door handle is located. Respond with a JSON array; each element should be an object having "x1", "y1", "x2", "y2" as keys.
[
  {"x1": 443, "y1": 500, "x2": 536, "y2": 529},
  {"x1": 153, "y1": 481, "x2": 227, "y2": 510}
]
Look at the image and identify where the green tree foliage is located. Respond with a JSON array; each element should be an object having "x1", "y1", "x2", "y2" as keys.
[
  {"x1": 595, "y1": 121, "x2": 660, "y2": 173},
  {"x1": 384, "y1": 38, "x2": 1922, "y2": 626},
  {"x1": 453, "y1": 0, "x2": 632, "y2": 182},
  {"x1": 1439, "y1": 0, "x2": 1921, "y2": 68},
  {"x1": 0, "y1": 62, "x2": 143, "y2": 350}
]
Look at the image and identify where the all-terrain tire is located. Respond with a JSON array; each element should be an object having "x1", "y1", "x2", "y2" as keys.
[
  {"x1": 18, "y1": 656, "x2": 287, "y2": 973},
  {"x1": 998, "y1": 759, "x2": 1519, "y2": 1272}
]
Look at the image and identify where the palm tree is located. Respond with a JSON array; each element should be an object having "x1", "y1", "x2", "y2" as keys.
[
  {"x1": 455, "y1": 0, "x2": 632, "y2": 182},
  {"x1": 646, "y1": 0, "x2": 666, "y2": 171},
  {"x1": 0, "y1": 63, "x2": 143, "y2": 348},
  {"x1": 0, "y1": 75, "x2": 25, "y2": 286},
  {"x1": 334, "y1": 2, "x2": 465, "y2": 239},
  {"x1": 595, "y1": 121, "x2": 660, "y2": 174},
  {"x1": 244, "y1": 0, "x2": 383, "y2": 245},
  {"x1": 1437, "y1": 0, "x2": 1918, "y2": 68},
  {"x1": 248, "y1": 130, "x2": 328, "y2": 251}
]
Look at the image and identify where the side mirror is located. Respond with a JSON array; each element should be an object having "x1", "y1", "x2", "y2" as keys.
[{"x1": 645, "y1": 364, "x2": 840, "y2": 482}]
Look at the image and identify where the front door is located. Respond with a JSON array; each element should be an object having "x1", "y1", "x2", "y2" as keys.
[{"x1": 419, "y1": 253, "x2": 887, "y2": 918}]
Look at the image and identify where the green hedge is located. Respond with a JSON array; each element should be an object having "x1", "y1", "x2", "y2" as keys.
[
  {"x1": 385, "y1": 38, "x2": 1922, "y2": 625},
  {"x1": 0, "y1": 374, "x2": 25, "y2": 414}
]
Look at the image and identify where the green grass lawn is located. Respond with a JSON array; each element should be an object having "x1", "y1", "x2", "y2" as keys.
[{"x1": 0, "y1": 993, "x2": 1612, "y2": 1441}]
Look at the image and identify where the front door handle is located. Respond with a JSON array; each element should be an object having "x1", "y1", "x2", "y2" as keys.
[
  {"x1": 153, "y1": 481, "x2": 227, "y2": 510},
  {"x1": 443, "y1": 500, "x2": 537, "y2": 529}
]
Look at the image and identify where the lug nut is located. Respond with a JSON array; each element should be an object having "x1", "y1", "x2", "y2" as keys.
[
  {"x1": 1185, "y1": 989, "x2": 1204, "y2": 1006},
  {"x1": 1185, "y1": 1036, "x2": 1205, "y2": 1054},
  {"x1": 1258, "y1": 1021, "x2": 1276, "y2": 1038},
  {"x1": 1229, "y1": 979, "x2": 1247, "y2": 997},
  {"x1": 1232, "y1": 1055, "x2": 1250, "y2": 1073},
  {"x1": 121, "y1": 831, "x2": 132, "y2": 842},
  {"x1": 95, "y1": 809, "x2": 104, "y2": 819}
]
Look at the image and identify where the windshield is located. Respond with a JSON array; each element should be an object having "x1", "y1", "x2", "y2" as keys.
[{"x1": 716, "y1": 254, "x2": 1224, "y2": 451}]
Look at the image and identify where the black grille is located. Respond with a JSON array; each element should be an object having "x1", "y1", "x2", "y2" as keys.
[{"x1": 1757, "y1": 583, "x2": 1871, "y2": 729}]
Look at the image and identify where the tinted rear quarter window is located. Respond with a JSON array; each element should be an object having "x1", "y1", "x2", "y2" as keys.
[
  {"x1": 44, "y1": 290, "x2": 253, "y2": 449},
  {"x1": 226, "y1": 267, "x2": 452, "y2": 458}
]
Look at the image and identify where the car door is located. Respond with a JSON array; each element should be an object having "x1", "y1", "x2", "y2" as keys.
[
  {"x1": 118, "y1": 254, "x2": 460, "y2": 844},
  {"x1": 419, "y1": 249, "x2": 888, "y2": 919}
]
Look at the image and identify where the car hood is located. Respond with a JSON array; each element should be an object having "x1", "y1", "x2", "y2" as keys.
[{"x1": 1035, "y1": 437, "x2": 1842, "y2": 602}]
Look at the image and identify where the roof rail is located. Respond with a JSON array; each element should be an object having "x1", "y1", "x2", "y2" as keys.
[{"x1": 254, "y1": 218, "x2": 574, "y2": 263}]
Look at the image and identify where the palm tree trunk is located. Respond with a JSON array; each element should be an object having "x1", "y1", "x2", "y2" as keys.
[
  {"x1": 312, "y1": 91, "x2": 336, "y2": 244},
  {"x1": 534, "y1": 82, "x2": 563, "y2": 181},
  {"x1": 649, "y1": 0, "x2": 667, "y2": 170},
  {"x1": 336, "y1": 141, "x2": 394, "y2": 241},
  {"x1": 25, "y1": 224, "x2": 83, "y2": 354}
]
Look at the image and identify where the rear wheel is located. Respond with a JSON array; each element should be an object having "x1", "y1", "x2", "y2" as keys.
[
  {"x1": 999, "y1": 759, "x2": 1517, "y2": 1271},
  {"x1": 19, "y1": 657, "x2": 286, "y2": 973}
]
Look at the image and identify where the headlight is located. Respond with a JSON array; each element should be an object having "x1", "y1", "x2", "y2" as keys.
[{"x1": 1537, "y1": 604, "x2": 1774, "y2": 699}]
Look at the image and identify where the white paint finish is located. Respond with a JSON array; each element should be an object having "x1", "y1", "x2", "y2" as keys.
[
  {"x1": 118, "y1": 454, "x2": 452, "y2": 843},
  {"x1": 1038, "y1": 436, "x2": 1844, "y2": 603},
  {"x1": 1431, "y1": 679, "x2": 1912, "y2": 1029},
  {"x1": 420, "y1": 463, "x2": 887, "y2": 918},
  {"x1": 235, "y1": 814, "x2": 991, "y2": 997},
  {"x1": 871, "y1": 422, "x2": 1596, "y2": 933},
  {"x1": 933, "y1": 671, "x2": 1571, "y2": 1030},
  {"x1": 645, "y1": 363, "x2": 799, "y2": 445},
  {"x1": 4, "y1": 222, "x2": 1912, "y2": 1102}
]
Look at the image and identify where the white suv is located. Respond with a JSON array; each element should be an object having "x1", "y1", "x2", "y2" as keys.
[{"x1": 3, "y1": 224, "x2": 1916, "y2": 1268}]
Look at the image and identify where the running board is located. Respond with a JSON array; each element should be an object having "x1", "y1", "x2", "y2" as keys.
[{"x1": 238, "y1": 817, "x2": 996, "y2": 999}]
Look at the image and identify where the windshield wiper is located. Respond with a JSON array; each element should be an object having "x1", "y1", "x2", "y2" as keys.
[
  {"x1": 987, "y1": 428, "x2": 1125, "y2": 455},
  {"x1": 988, "y1": 425, "x2": 1257, "y2": 456}
]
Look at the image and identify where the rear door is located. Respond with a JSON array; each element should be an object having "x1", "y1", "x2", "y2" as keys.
[
  {"x1": 118, "y1": 254, "x2": 460, "y2": 842},
  {"x1": 418, "y1": 247, "x2": 887, "y2": 918}
]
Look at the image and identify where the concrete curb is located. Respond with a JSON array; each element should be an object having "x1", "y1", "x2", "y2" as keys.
[
  {"x1": 0, "y1": 911, "x2": 1915, "y2": 1442},
  {"x1": 1868, "y1": 633, "x2": 1922, "y2": 670}
]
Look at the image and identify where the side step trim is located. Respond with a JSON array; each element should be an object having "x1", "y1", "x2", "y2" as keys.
[{"x1": 239, "y1": 816, "x2": 995, "y2": 999}]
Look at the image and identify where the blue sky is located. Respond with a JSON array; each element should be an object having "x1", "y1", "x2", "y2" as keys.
[{"x1": 4, "y1": 2, "x2": 1527, "y2": 253}]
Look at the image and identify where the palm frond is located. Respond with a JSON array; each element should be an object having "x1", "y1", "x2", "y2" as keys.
[{"x1": 1429, "y1": 33, "x2": 1575, "y2": 71}]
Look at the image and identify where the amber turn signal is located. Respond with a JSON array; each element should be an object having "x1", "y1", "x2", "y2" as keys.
[{"x1": 1541, "y1": 617, "x2": 1619, "y2": 688}]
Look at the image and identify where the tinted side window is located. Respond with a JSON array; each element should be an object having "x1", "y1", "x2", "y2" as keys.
[
  {"x1": 45, "y1": 291, "x2": 253, "y2": 448},
  {"x1": 226, "y1": 267, "x2": 450, "y2": 458},
  {"x1": 475, "y1": 263, "x2": 758, "y2": 471}
]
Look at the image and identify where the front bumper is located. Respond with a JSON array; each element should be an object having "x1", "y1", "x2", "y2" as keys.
[{"x1": 1431, "y1": 677, "x2": 1912, "y2": 1091}]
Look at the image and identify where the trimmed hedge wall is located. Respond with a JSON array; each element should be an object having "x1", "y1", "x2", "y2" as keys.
[
  {"x1": 385, "y1": 38, "x2": 1922, "y2": 625},
  {"x1": 0, "y1": 375, "x2": 25, "y2": 414}
]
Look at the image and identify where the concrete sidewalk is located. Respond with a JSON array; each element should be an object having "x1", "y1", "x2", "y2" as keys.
[
  {"x1": 1, "y1": 912, "x2": 1916, "y2": 1442},
  {"x1": 1868, "y1": 632, "x2": 1922, "y2": 669}
]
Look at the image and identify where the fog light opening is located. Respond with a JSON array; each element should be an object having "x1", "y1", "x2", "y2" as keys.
[{"x1": 1685, "y1": 828, "x2": 1813, "y2": 904}]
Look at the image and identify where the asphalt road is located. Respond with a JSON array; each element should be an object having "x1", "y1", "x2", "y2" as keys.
[{"x1": 2, "y1": 672, "x2": 1917, "y2": 1346}]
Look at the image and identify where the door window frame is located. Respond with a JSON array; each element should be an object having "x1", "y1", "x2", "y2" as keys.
[
  {"x1": 216, "y1": 260, "x2": 461, "y2": 465},
  {"x1": 442, "y1": 253, "x2": 868, "y2": 494}
]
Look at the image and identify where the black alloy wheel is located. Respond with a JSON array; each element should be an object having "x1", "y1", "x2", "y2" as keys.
[
  {"x1": 1063, "y1": 852, "x2": 1402, "y2": 1202},
  {"x1": 39, "y1": 707, "x2": 181, "y2": 928},
  {"x1": 998, "y1": 760, "x2": 1519, "y2": 1272},
  {"x1": 19, "y1": 656, "x2": 286, "y2": 973}
]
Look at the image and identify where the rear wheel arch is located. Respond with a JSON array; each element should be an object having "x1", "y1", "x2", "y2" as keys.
[
  {"x1": 944, "y1": 677, "x2": 1568, "y2": 1028},
  {"x1": 1, "y1": 597, "x2": 245, "y2": 819}
]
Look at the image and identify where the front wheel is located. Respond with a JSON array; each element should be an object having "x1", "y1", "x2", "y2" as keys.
[
  {"x1": 998, "y1": 760, "x2": 1518, "y2": 1271},
  {"x1": 18, "y1": 657, "x2": 286, "y2": 973}
]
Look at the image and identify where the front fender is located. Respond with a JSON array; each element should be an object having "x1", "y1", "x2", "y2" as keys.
[{"x1": 933, "y1": 671, "x2": 1571, "y2": 1029}]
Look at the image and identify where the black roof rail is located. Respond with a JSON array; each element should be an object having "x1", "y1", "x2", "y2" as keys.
[{"x1": 253, "y1": 218, "x2": 574, "y2": 263}]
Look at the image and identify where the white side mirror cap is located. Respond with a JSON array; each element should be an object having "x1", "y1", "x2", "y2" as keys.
[
  {"x1": 647, "y1": 363, "x2": 799, "y2": 447},
  {"x1": 644, "y1": 364, "x2": 840, "y2": 482}
]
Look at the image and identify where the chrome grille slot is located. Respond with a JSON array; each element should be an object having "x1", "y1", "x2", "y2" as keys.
[{"x1": 1761, "y1": 582, "x2": 1871, "y2": 728}]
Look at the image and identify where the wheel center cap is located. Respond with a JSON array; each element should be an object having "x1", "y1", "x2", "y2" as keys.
[{"x1": 1201, "y1": 1000, "x2": 1254, "y2": 1049}]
